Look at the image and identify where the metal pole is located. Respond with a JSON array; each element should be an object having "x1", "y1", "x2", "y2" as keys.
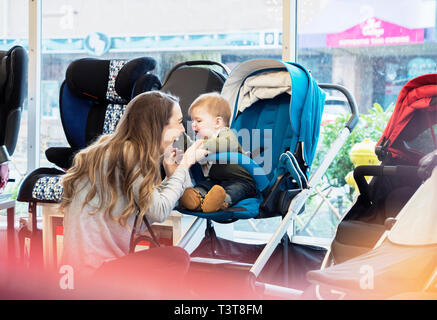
[
  {"x1": 27, "y1": 0, "x2": 41, "y2": 173},
  {"x1": 250, "y1": 188, "x2": 310, "y2": 277},
  {"x1": 299, "y1": 188, "x2": 333, "y2": 236},
  {"x1": 250, "y1": 129, "x2": 351, "y2": 277},
  {"x1": 255, "y1": 281, "x2": 303, "y2": 298},
  {"x1": 2, "y1": 0, "x2": 8, "y2": 38},
  {"x1": 315, "y1": 186, "x2": 342, "y2": 220},
  {"x1": 177, "y1": 217, "x2": 203, "y2": 249},
  {"x1": 282, "y1": 0, "x2": 297, "y2": 62},
  {"x1": 282, "y1": 234, "x2": 289, "y2": 286}
]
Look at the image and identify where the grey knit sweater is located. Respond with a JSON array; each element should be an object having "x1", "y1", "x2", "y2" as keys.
[{"x1": 61, "y1": 164, "x2": 191, "y2": 277}]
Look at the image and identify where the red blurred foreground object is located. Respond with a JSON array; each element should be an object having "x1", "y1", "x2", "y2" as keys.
[{"x1": 1, "y1": 246, "x2": 265, "y2": 300}]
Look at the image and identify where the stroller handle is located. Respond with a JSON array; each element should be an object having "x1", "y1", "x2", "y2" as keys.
[
  {"x1": 0, "y1": 145, "x2": 11, "y2": 164},
  {"x1": 318, "y1": 83, "x2": 359, "y2": 131},
  {"x1": 354, "y1": 165, "x2": 419, "y2": 203},
  {"x1": 162, "y1": 60, "x2": 231, "y2": 84}
]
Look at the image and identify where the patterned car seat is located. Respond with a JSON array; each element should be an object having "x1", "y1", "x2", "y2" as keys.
[{"x1": 47, "y1": 57, "x2": 160, "y2": 170}]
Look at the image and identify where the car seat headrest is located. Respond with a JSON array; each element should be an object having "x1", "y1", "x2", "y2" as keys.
[
  {"x1": 161, "y1": 67, "x2": 225, "y2": 128},
  {"x1": 0, "y1": 52, "x2": 8, "y2": 99},
  {"x1": 65, "y1": 57, "x2": 157, "y2": 103},
  {"x1": 115, "y1": 57, "x2": 158, "y2": 99},
  {"x1": 131, "y1": 73, "x2": 162, "y2": 99},
  {"x1": 0, "y1": 46, "x2": 28, "y2": 108}
]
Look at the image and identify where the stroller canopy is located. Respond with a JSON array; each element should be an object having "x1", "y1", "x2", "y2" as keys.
[
  {"x1": 222, "y1": 59, "x2": 325, "y2": 173},
  {"x1": 377, "y1": 73, "x2": 437, "y2": 163}
]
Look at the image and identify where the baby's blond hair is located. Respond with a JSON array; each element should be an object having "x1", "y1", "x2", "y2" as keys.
[{"x1": 188, "y1": 92, "x2": 231, "y2": 126}]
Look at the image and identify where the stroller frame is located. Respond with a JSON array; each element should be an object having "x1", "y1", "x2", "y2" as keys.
[
  {"x1": 177, "y1": 81, "x2": 359, "y2": 296},
  {"x1": 313, "y1": 166, "x2": 437, "y2": 300}
]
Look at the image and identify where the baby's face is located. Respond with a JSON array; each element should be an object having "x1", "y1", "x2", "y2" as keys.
[{"x1": 190, "y1": 107, "x2": 222, "y2": 139}]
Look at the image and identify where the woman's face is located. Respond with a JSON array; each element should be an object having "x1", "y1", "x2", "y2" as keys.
[{"x1": 161, "y1": 103, "x2": 185, "y2": 152}]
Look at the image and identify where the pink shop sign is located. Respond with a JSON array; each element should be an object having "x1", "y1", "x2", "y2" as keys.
[{"x1": 327, "y1": 17, "x2": 424, "y2": 48}]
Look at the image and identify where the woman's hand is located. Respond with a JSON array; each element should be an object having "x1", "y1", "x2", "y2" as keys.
[
  {"x1": 179, "y1": 140, "x2": 209, "y2": 169},
  {"x1": 163, "y1": 147, "x2": 184, "y2": 177}
]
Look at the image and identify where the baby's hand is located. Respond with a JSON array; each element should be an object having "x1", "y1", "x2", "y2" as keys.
[{"x1": 180, "y1": 140, "x2": 210, "y2": 168}]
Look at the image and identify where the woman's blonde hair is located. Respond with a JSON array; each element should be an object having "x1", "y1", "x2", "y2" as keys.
[{"x1": 60, "y1": 91, "x2": 178, "y2": 227}]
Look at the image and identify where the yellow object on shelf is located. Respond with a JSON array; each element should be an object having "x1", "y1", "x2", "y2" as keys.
[
  {"x1": 346, "y1": 138, "x2": 380, "y2": 193},
  {"x1": 349, "y1": 138, "x2": 379, "y2": 167}
]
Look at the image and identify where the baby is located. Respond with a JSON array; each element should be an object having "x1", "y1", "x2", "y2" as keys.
[{"x1": 179, "y1": 92, "x2": 257, "y2": 213}]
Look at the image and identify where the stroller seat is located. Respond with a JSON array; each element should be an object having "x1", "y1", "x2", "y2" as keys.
[
  {"x1": 331, "y1": 221, "x2": 386, "y2": 262},
  {"x1": 178, "y1": 60, "x2": 325, "y2": 222},
  {"x1": 330, "y1": 183, "x2": 417, "y2": 264},
  {"x1": 179, "y1": 92, "x2": 292, "y2": 222}
]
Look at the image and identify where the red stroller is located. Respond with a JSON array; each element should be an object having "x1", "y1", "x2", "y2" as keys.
[
  {"x1": 304, "y1": 73, "x2": 437, "y2": 299},
  {"x1": 326, "y1": 73, "x2": 437, "y2": 266}
]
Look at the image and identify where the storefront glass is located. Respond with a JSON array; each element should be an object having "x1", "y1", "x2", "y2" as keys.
[
  {"x1": 0, "y1": 0, "x2": 28, "y2": 214},
  {"x1": 3, "y1": 0, "x2": 284, "y2": 240},
  {"x1": 296, "y1": 0, "x2": 437, "y2": 238},
  {"x1": 3, "y1": 0, "x2": 435, "y2": 241}
]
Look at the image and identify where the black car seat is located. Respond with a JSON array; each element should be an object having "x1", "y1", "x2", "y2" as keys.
[
  {"x1": 160, "y1": 60, "x2": 230, "y2": 135},
  {"x1": 0, "y1": 46, "x2": 28, "y2": 193},
  {"x1": 46, "y1": 57, "x2": 160, "y2": 170}
]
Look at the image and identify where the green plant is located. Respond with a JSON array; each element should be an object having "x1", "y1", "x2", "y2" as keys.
[
  {"x1": 313, "y1": 102, "x2": 394, "y2": 195},
  {"x1": 3, "y1": 177, "x2": 22, "y2": 200}
]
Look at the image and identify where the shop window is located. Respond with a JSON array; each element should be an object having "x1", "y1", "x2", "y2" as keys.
[
  {"x1": 0, "y1": 0, "x2": 29, "y2": 217},
  {"x1": 296, "y1": 0, "x2": 437, "y2": 240},
  {"x1": 37, "y1": 0, "x2": 283, "y2": 242}
]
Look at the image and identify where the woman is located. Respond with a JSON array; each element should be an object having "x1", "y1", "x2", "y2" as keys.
[{"x1": 60, "y1": 91, "x2": 207, "y2": 286}]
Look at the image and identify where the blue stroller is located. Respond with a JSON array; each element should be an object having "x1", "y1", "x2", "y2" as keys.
[{"x1": 177, "y1": 59, "x2": 359, "y2": 294}]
